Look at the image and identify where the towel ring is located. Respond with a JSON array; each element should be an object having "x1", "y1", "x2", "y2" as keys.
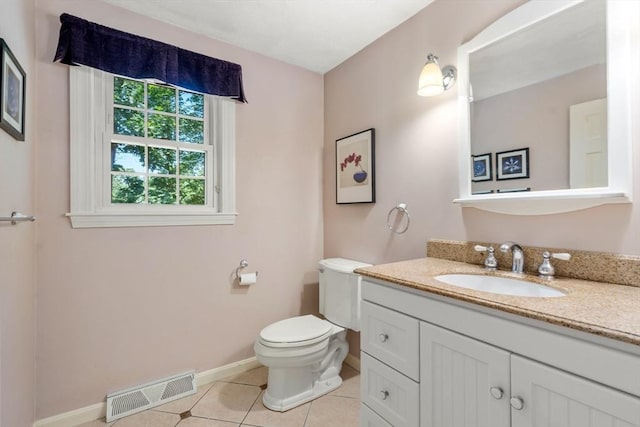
[{"x1": 387, "y1": 203, "x2": 410, "y2": 234}]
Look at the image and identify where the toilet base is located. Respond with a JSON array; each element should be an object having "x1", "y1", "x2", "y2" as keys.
[
  {"x1": 262, "y1": 371, "x2": 343, "y2": 412},
  {"x1": 259, "y1": 329, "x2": 349, "y2": 412}
]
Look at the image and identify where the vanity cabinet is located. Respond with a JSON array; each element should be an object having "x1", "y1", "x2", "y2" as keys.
[{"x1": 360, "y1": 278, "x2": 640, "y2": 427}]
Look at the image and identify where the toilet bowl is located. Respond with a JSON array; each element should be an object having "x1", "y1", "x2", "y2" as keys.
[
  {"x1": 254, "y1": 258, "x2": 370, "y2": 412},
  {"x1": 254, "y1": 315, "x2": 348, "y2": 411}
]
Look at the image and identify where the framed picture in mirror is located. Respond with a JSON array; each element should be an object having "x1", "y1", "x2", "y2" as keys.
[
  {"x1": 496, "y1": 148, "x2": 529, "y2": 181},
  {"x1": 472, "y1": 153, "x2": 492, "y2": 182}
]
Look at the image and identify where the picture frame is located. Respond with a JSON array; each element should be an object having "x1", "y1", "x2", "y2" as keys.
[
  {"x1": 336, "y1": 128, "x2": 375, "y2": 204},
  {"x1": 472, "y1": 189, "x2": 494, "y2": 195},
  {"x1": 471, "y1": 153, "x2": 492, "y2": 182},
  {"x1": 497, "y1": 187, "x2": 531, "y2": 193},
  {"x1": 496, "y1": 147, "x2": 529, "y2": 180},
  {"x1": 0, "y1": 39, "x2": 26, "y2": 141}
]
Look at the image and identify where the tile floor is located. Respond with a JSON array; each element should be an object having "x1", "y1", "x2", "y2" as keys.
[{"x1": 80, "y1": 365, "x2": 360, "y2": 427}]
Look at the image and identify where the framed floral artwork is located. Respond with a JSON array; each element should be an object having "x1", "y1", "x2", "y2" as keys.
[
  {"x1": 336, "y1": 128, "x2": 375, "y2": 204},
  {"x1": 496, "y1": 147, "x2": 529, "y2": 180},
  {"x1": 0, "y1": 39, "x2": 26, "y2": 141},
  {"x1": 472, "y1": 153, "x2": 492, "y2": 182}
]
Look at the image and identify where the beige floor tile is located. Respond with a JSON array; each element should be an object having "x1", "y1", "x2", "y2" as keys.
[
  {"x1": 221, "y1": 366, "x2": 268, "y2": 387},
  {"x1": 178, "y1": 416, "x2": 239, "y2": 426},
  {"x1": 154, "y1": 383, "x2": 215, "y2": 414},
  {"x1": 112, "y1": 410, "x2": 181, "y2": 426},
  {"x1": 329, "y1": 365, "x2": 360, "y2": 399},
  {"x1": 242, "y1": 390, "x2": 310, "y2": 427},
  {"x1": 304, "y1": 395, "x2": 360, "y2": 427},
  {"x1": 191, "y1": 382, "x2": 261, "y2": 423}
]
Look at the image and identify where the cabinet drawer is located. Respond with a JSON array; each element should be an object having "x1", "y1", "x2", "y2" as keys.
[
  {"x1": 361, "y1": 403, "x2": 393, "y2": 427},
  {"x1": 361, "y1": 300, "x2": 420, "y2": 380},
  {"x1": 361, "y1": 352, "x2": 419, "y2": 427}
]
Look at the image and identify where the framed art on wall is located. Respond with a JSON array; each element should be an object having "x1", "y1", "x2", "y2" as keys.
[
  {"x1": 496, "y1": 147, "x2": 529, "y2": 180},
  {"x1": 336, "y1": 128, "x2": 375, "y2": 204},
  {"x1": 472, "y1": 153, "x2": 492, "y2": 182},
  {"x1": 0, "y1": 39, "x2": 26, "y2": 141}
]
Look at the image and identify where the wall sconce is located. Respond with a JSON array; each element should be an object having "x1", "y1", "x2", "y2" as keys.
[{"x1": 417, "y1": 53, "x2": 457, "y2": 97}]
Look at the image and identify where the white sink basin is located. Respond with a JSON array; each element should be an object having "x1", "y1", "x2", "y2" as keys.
[{"x1": 434, "y1": 274, "x2": 565, "y2": 298}]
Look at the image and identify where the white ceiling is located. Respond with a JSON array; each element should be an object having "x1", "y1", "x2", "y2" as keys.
[{"x1": 103, "y1": 0, "x2": 434, "y2": 74}]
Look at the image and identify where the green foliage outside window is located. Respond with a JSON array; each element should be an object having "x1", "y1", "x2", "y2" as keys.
[
  {"x1": 111, "y1": 77, "x2": 209, "y2": 206},
  {"x1": 180, "y1": 179, "x2": 205, "y2": 205}
]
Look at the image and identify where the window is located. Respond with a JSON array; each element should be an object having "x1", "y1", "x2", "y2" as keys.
[
  {"x1": 68, "y1": 67, "x2": 236, "y2": 228},
  {"x1": 110, "y1": 77, "x2": 210, "y2": 206}
]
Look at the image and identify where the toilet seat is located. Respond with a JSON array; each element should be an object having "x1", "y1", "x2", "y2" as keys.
[{"x1": 259, "y1": 315, "x2": 333, "y2": 348}]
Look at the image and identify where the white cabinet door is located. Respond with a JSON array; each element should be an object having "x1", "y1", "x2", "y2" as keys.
[
  {"x1": 420, "y1": 322, "x2": 511, "y2": 427},
  {"x1": 511, "y1": 355, "x2": 640, "y2": 427}
]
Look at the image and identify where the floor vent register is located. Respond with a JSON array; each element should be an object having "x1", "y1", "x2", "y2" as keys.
[{"x1": 106, "y1": 370, "x2": 196, "y2": 422}]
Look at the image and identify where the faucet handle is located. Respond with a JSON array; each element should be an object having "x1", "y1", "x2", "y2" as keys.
[
  {"x1": 551, "y1": 252, "x2": 571, "y2": 261},
  {"x1": 538, "y1": 251, "x2": 571, "y2": 278},
  {"x1": 475, "y1": 245, "x2": 497, "y2": 270}
]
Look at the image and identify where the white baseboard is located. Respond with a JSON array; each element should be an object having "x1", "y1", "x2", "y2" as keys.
[
  {"x1": 33, "y1": 354, "x2": 357, "y2": 427},
  {"x1": 344, "y1": 353, "x2": 360, "y2": 372},
  {"x1": 32, "y1": 402, "x2": 106, "y2": 427},
  {"x1": 32, "y1": 357, "x2": 260, "y2": 427},
  {"x1": 195, "y1": 356, "x2": 261, "y2": 387}
]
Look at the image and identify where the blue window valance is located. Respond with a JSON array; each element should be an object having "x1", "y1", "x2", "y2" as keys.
[{"x1": 54, "y1": 13, "x2": 247, "y2": 103}]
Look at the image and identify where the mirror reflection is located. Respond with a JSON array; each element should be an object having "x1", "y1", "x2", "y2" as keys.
[{"x1": 469, "y1": 0, "x2": 606, "y2": 195}]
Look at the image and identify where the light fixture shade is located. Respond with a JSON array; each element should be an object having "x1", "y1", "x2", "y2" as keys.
[{"x1": 417, "y1": 59, "x2": 444, "y2": 96}]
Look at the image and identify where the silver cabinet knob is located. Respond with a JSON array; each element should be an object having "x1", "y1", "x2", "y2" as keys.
[
  {"x1": 379, "y1": 390, "x2": 389, "y2": 400},
  {"x1": 378, "y1": 333, "x2": 389, "y2": 342},
  {"x1": 510, "y1": 396, "x2": 524, "y2": 410},
  {"x1": 489, "y1": 387, "x2": 504, "y2": 399}
]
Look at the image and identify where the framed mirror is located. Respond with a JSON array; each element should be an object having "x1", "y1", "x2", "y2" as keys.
[{"x1": 454, "y1": 0, "x2": 637, "y2": 215}]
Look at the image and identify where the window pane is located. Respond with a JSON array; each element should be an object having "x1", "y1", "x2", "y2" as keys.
[
  {"x1": 179, "y1": 118, "x2": 204, "y2": 144},
  {"x1": 149, "y1": 177, "x2": 177, "y2": 204},
  {"x1": 114, "y1": 107, "x2": 145, "y2": 137},
  {"x1": 113, "y1": 77, "x2": 144, "y2": 108},
  {"x1": 148, "y1": 113, "x2": 176, "y2": 140},
  {"x1": 180, "y1": 179, "x2": 205, "y2": 205},
  {"x1": 111, "y1": 143, "x2": 146, "y2": 172},
  {"x1": 148, "y1": 84, "x2": 176, "y2": 113},
  {"x1": 111, "y1": 175, "x2": 145, "y2": 204},
  {"x1": 179, "y1": 150, "x2": 205, "y2": 176},
  {"x1": 149, "y1": 147, "x2": 176, "y2": 174},
  {"x1": 179, "y1": 91, "x2": 204, "y2": 118}
]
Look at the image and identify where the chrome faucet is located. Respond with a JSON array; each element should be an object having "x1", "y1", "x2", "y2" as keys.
[{"x1": 500, "y1": 241, "x2": 524, "y2": 273}]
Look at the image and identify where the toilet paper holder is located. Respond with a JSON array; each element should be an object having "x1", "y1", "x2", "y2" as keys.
[{"x1": 236, "y1": 259, "x2": 258, "y2": 280}]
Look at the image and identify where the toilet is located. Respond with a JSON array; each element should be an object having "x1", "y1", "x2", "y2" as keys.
[{"x1": 254, "y1": 258, "x2": 371, "y2": 412}]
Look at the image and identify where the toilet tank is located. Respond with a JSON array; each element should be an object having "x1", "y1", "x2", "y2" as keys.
[{"x1": 318, "y1": 258, "x2": 371, "y2": 332}]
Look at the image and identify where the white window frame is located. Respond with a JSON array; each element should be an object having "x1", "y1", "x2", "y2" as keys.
[{"x1": 67, "y1": 66, "x2": 236, "y2": 228}]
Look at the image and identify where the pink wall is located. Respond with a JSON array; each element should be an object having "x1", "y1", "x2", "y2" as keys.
[
  {"x1": 35, "y1": 0, "x2": 323, "y2": 419},
  {"x1": 471, "y1": 64, "x2": 607, "y2": 193},
  {"x1": 0, "y1": 0, "x2": 37, "y2": 425},
  {"x1": 324, "y1": 0, "x2": 640, "y2": 354}
]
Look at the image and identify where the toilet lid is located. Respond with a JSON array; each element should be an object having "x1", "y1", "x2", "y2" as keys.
[{"x1": 259, "y1": 315, "x2": 333, "y2": 345}]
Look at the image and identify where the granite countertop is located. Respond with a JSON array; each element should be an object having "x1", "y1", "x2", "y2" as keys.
[{"x1": 356, "y1": 257, "x2": 640, "y2": 346}]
